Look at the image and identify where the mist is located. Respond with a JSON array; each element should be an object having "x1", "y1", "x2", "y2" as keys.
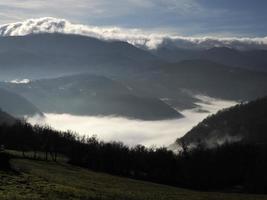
[{"x1": 27, "y1": 96, "x2": 237, "y2": 147}]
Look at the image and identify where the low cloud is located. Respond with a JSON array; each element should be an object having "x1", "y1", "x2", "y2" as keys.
[
  {"x1": 27, "y1": 96, "x2": 237, "y2": 147},
  {"x1": 9, "y1": 79, "x2": 30, "y2": 84},
  {"x1": 0, "y1": 17, "x2": 267, "y2": 50}
]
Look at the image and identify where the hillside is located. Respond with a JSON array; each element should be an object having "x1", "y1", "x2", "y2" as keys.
[
  {"x1": 0, "y1": 156, "x2": 266, "y2": 200},
  {"x1": 0, "y1": 33, "x2": 160, "y2": 80},
  {"x1": 0, "y1": 110, "x2": 15, "y2": 125},
  {"x1": 156, "y1": 60, "x2": 267, "y2": 101},
  {"x1": 178, "y1": 96, "x2": 267, "y2": 146},
  {"x1": 1, "y1": 116, "x2": 267, "y2": 195},
  {"x1": 0, "y1": 74, "x2": 182, "y2": 120},
  {"x1": 121, "y1": 59, "x2": 267, "y2": 111},
  {"x1": 152, "y1": 47, "x2": 267, "y2": 72},
  {"x1": 0, "y1": 88, "x2": 42, "y2": 118},
  {"x1": 0, "y1": 34, "x2": 267, "y2": 114}
]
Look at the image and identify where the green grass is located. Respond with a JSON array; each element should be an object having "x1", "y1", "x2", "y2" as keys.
[
  {"x1": 0, "y1": 156, "x2": 267, "y2": 200},
  {"x1": 6, "y1": 150, "x2": 68, "y2": 162}
]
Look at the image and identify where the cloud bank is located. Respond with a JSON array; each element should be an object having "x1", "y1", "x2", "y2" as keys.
[
  {"x1": 0, "y1": 17, "x2": 267, "y2": 50},
  {"x1": 28, "y1": 96, "x2": 237, "y2": 147}
]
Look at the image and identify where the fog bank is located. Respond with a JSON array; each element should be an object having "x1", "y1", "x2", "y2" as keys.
[{"x1": 28, "y1": 96, "x2": 237, "y2": 147}]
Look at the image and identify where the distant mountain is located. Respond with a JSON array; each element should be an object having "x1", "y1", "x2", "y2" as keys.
[
  {"x1": 0, "y1": 74, "x2": 182, "y2": 120},
  {"x1": 203, "y1": 47, "x2": 267, "y2": 72},
  {"x1": 178, "y1": 96, "x2": 267, "y2": 146},
  {"x1": 154, "y1": 60, "x2": 267, "y2": 102},
  {"x1": 90, "y1": 59, "x2": 267, "y2": 111},
  {"x1": 0, "y1": 33, "x2": 160, "y2": 80},
  {"x1": 0, "y1": 88, "x2": 42, "y2": 118},
  {"x1": 152, "y1": 47, "x2": 267, "y2": 72},
  {"x1": 0, "y1": 33, "x2": 267, "y2": 117},
  {"x1": 0, "y1": 109, "x2": 16, "y2": 125}
]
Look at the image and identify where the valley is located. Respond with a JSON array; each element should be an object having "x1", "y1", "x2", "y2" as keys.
[{"x1": 0, "y1": 14, "x2": 267, "y2": 199}]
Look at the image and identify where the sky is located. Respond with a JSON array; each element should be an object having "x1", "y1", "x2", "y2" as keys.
[{"x1": 0, "y1": 0, "x2": 266, "y2": 37}]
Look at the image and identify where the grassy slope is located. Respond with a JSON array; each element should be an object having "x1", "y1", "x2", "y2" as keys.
[{"x1": 0, "y1": 158, "x2": 266, "y2": 200}]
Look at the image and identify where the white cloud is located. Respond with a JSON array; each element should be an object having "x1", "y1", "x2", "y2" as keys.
[
  {"x1": 9, "y1": 79, "x2": 30, "y2": 84},
  {"x1": 27, "y1": 96, "x2": 237, "y2": 147},
  {"x1": 0, "y1": 0, "x2": 265, "y2": 37},
  {"x1": 0, "y1": 17, "x2": 267, "y2": 50}
]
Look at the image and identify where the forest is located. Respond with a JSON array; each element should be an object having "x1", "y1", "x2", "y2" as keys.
[{"x1": 0, "y1": 120, "x2": 266, "y2": 194}]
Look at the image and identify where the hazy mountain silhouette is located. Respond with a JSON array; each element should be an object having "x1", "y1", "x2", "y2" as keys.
[
  {"x1": 0, "y1": 33, "x2": 267, "y2": 118},
  {"x1": 0, "y1": 33, "x2": 160, "y2": 80},
  {"x1": 154, "y1": 60, "x2": 267, "y2": 102},
  {"x1": 0, "y1": 88, "x2": 42, "y2": 118},
  {"x1": 0, "y1": 74, "x2": 182, "y2": 120},
  {"x1": 153, "y1": 47, "x2": 267, "y2": 72}
]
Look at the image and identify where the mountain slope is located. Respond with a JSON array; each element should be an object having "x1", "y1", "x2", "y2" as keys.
[
  {"x1": 102, "y1": 59, "x2": 267, "y2": 111},
  {"x1": 156, "y1": 60, "x2": 267, "y2": 101},
  {"x1": 0, "y1": 33, "x2": 266, "y2": 115},
  {"x1": 0, "y1": 74, "x2": 182, "y2": 120},
  {"x1": 0, "y1": 88, "x2": 42, "y2": 118},
  {"x1": 0, "y1": 109, "x2": 16, "y2": 125},
  {"x1": 0, "y1": 33, "x2": 160, "y2": 80},
  {"x1": 203, "y1": 47, "x2": 267, "y2": 72},
  {"x1": 153, "y1": 47, "x2": 267, "y2": 72},
  {"x1": 178, "y1": 96, "x2": 267, "y2": 146}
]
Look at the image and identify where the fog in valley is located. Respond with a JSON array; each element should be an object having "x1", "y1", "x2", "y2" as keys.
[{"x1": 28, "y1": 96, "x2": 237, "y2": 147}]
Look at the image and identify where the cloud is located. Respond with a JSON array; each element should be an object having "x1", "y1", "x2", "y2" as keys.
[
  {"x1": 0, "y1": 0, "x2": 199, "y2": 25},
  {"x1": 0, "y1": 0, "x2": 266, "y2": 36},
  {"x1": 0, "y1": 17, "x2": 267, "y2": 50},
  {"x1": 27, "y1": 96, "x2": 237, "y2": 147},
  {"x1": 9, "y1": 79, "x2": 31, "y2": 84}
]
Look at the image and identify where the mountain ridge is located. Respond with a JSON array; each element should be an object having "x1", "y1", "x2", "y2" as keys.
[
  {"x1": 0, "y1": 33, "x2": 160, "y2": 80},
  {"x1": 0, "y1": 74, "x2": 182, "y2": 120},
  {"x1": 177, "y1": 96, "x2": 267, "y2": 146},
  {"x1": 0, "y1": 88, "x2": 42, "y2": 118},
  {"x1": 153, "y1": 46, "x2": 267, "y2": 72}
]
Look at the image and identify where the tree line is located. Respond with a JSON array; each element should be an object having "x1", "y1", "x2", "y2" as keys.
[{"x1": 0, "y1": 121, "x2": 266, "y2": 194}]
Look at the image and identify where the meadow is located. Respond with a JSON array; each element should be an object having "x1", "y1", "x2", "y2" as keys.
[{"x1": 0, "y1": 152, "x2": 267, "y2": 200}]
